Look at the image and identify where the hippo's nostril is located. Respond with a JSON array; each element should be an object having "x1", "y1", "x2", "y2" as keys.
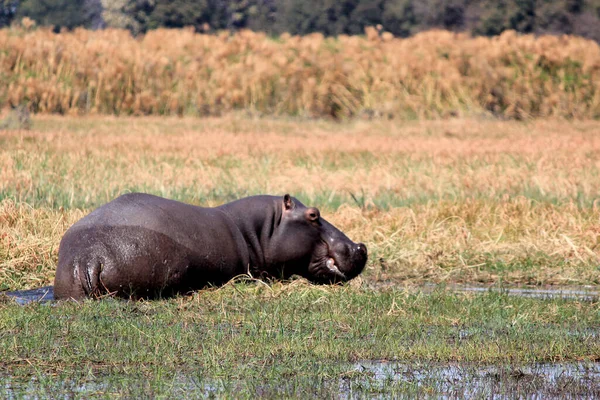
[{"x1": 356, "y1": 243, "x2": 367, "y2": 257}]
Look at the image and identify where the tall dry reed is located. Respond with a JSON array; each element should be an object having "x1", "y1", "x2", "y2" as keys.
[{"x1": 1, "y1": 26, "x2": 599, "y2": 119}]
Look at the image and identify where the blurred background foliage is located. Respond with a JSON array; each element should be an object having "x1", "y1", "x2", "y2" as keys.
[{"x1": 1, "y1": 0, "x2": 600, "y2": 41}]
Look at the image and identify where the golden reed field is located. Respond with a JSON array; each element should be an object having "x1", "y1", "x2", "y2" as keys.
[
  {"x1": 1, "y1": 116, "x2": 600, "y2": 290},
  {"x1": 1, "y1": 25, "x2": 600, "y2": 119}
]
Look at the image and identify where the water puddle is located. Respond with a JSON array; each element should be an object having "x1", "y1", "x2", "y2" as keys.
[
  {"x1": 1, "y1": 286, "x2": 54, "y2": 305},
  {"x1": 2, "y1": 283, "x2": 599, "y2": 305},
  {"x1": 2, "y1": 361, "x2": 599, "y2": 398},
  {"x1": 342, "y1": 361, "x2": 600, "y2": 398},
  {"x1": 1, "y1": 373, "x2": 220, "y2": 399},
  {"x1": 365, "y1": 282, "x2": 600, "y2": 301},
  {"x1": 440, "y1": 285, "x2": 600, "y2": 301}
]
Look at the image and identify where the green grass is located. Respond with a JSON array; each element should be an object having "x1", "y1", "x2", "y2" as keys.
[{"x1": 1, "y1": 284, "x2": 599, "y2": 397}]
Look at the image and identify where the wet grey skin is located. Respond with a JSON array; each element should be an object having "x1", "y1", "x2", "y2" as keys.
[{"x1": 53, "y1": 193, "x2": 368, "y2": 300}]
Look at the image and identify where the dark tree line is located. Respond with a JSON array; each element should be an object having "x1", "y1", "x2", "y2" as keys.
[{"x1": 2, "y1": 0, "x2": 600, "y2": 41}]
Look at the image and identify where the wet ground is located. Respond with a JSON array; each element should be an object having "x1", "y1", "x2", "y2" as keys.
[
  {"x1": 2, "y1": 284, "x2": 599, "y2": 397},
  {"x1": 361, "y1": 282, "x2": 600, "y2": 302}
]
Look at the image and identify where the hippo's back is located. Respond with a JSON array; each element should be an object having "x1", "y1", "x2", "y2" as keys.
[
  {"x1": 54, "y1": 193, "x2": 249, "y2": 299},
  {"x1": 70, "y1": 193, "x2": 200, "y2": 237}
]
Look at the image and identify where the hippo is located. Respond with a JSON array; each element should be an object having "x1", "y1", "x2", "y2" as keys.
[{"x1": 53, "y1": 193, "x2": 368, "y2": 300}]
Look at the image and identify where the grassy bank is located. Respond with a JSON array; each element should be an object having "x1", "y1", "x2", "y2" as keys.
[
  {"x1": 2, "y1": 115, "x2": 600, "y2": 290},
  {"x1": 1, "y1": 284, "x2": 599, "y2": 397},
  {"x1": 1, "y1": 27, "x2": 599, "y2": 119}
]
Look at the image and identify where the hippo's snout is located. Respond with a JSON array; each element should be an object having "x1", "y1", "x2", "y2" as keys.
[
  {"x1": 326, "y1": 240, "x2": 367, "y2": 281},
  {"x1": 356, "y1": 243, "x2": 368, "y2": 259},
  {"x1": 350, "y1": 242, "x2": 368, "y2": 277},
  {"x1": 334, "y1": 241, "x2": 367, "y2": 261}
]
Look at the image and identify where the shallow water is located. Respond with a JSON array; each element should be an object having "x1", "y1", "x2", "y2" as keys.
[
  {"x1": 2, "y1": 361, "x2": 599, "y2": 398},
  {"x1": 4, "y1": 283, "x2": 599, "y2": 305},
  {"x1": 2, "y1": 286, "x2": 54, "y2": 305},
  {"x1": 365, "y1": 282, "x2": 600, "y2": 302},
  {"x1": 2, "y1": 284, "x2": 599, "y2": 397},
  {"x1": 341, "y1": 361, "x2": 600, "y2": 399},
  {"x1": 441, "y1": 285, "x2": 600, "y2": 301}
]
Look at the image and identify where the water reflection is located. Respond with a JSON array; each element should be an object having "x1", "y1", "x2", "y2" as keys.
[
  {"x1": 3, "y1": 284, "x2": 599, "y2": 305},
  {"x1": 2, "y1": 362, "x2": 599, "y2": 398},
  {"x1": 2, "y1": 286, "x2": 54, "y2": 305},
  {"x1": 441, "y1": 285, "x2": 600, "y2": 301},
  {"x1": 342, "y1": 361, "x2": 600, "y2": 398}
]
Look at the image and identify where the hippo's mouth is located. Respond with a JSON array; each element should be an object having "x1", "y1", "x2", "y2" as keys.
[
  {"x1": 307, "y1": 242, "x2": 349, "y2": 283},
  {"x1": 306, "y1": 238, "x2": 367, "y2": 284},
  {"x1": 308, "y1": 256, "x2": 346, "y2": 283},
  {"x1": 325, "y1": 257, "x2": 346, "y2": 279}
]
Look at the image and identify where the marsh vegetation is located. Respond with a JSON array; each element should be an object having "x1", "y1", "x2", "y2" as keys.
[
  {"x1": 1, "y1": 115, "x2": 599, "y2": 397},
  {"x1": 1, "y1": 284, "x2": 599, "y2": 398}
]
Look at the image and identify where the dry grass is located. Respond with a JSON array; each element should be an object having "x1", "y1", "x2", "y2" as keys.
[
  {"x1": 0, "y1": 201, "x2": 83, "y2": 289},
  {"x1": 1, "y1": 26, "x2": 600, "y2": 118},
  {"x1": 1, "y1": 115, "x2": 600, "y2": 290}
]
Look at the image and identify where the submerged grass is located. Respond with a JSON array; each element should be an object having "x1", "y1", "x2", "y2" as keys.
[{"x1": 1, "y1": 284, "x2": 599, "y2": 397}]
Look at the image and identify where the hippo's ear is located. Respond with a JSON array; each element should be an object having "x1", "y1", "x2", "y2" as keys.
[{"x1": 283, "y1": 194, "x2": 295, "y2": 210}]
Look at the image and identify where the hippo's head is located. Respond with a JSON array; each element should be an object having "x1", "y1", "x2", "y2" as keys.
[{"x1": 268, "y1": 194, "x2": 368, "y2": 283}]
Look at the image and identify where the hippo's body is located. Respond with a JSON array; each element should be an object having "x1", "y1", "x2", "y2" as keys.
[{"x1": 54, "y1": 193, "x2": 367, "y2": 299}]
